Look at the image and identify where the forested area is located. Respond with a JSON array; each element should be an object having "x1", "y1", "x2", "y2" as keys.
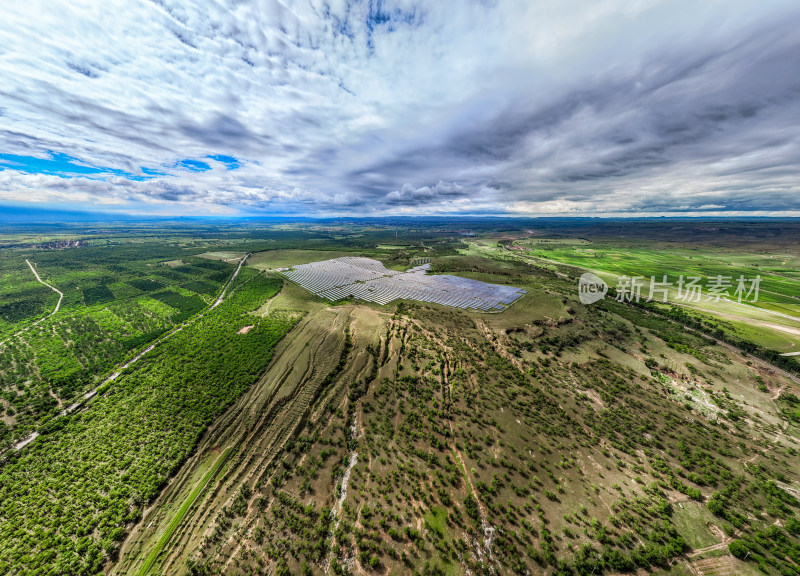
[
  {"x1": 0, "y1": 269, "x2": 294, "y2": 575},
  {"x1": 0, "y1": 242, "x2": 234, "y2": 447}
]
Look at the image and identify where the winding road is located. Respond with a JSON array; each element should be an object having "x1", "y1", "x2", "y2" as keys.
[
  {"x1": 5, "y1": 254, "x2": 250, "y2": 453},
  {"x1": 25, "y1": 259, "x2": 64, "y2": 319},
  {"x1": 0, "y1": 260, "x2": 65, "y2": 348}
]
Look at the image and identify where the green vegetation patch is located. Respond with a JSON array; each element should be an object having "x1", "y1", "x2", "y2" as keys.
[
  {"x1": 0, "y1": 271, "x2": 293, "y2": 576},
  {"x1": 191, "y1": 259, "x2": 230, "y2": 271},
  {"x1": 127, "y1": 278, "x2": 164, "y2": 292},
  {"x1": 0, "y1": 297, "x2": 48, "y2": 323},
  {"x1": 777, "y1": 392, "x2": 800, "y2": 425},
  {"x1": 671, "y1": 501, "x2": 720, "y2": 549},
  {"x1": 182, "y1": 280, "x2": 218, "y2": 296},
  {"x1": 424, "y1": 506, "x2": 450, "y2": 538},
  {"x1": 207, "y1": 270, "x2": 232, "y2": 283},
  {"x1": 150, "y1": 290, "x2": 206, "y2": 321},
  {"x1": 82, "y1": 285, "x2": 115, "y2": 306}
]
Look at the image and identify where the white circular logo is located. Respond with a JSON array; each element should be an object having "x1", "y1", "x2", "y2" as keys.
[{"x1": 578, "y1": 272, "x2": 608, "y2": 304}]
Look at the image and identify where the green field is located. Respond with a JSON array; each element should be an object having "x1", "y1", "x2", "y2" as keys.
[
  {"x1": 0, "y1": 269, "x2": 294, "y2": 575},
  {"x1": 671, "y1": 501, "x2": 721, "y2": 549},
  {"x1": 467, "y1": 238, "x2": 800, "y2": 359},
  {"x1": 0, "y1": 240, "x2": 241, "y2": 447},
  {"x1": 138, "y1": 447, "x2": 232, "y2": 576}
]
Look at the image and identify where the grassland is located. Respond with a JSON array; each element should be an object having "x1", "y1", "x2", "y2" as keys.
[
  {"x1": 464, "y1": 235, "x2": 800, "y2": 365},
  {"x1": 0, "y1": 220, "x2": 799, "y2": 576},
  {"x1": 137, "y1": 447, "x2": 232, "y2": 576},
  {"x1": 110, "y1": 231, "x2": 800, "y2": 576}
]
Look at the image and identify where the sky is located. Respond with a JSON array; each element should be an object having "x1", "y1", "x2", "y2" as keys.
[{"x1": 1, "y1": 0, "x2": 799, "y2": 217}]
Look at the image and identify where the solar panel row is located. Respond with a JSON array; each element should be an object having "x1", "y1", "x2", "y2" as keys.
[{"x1": 281, "y1": 257, "x2": 525, "y2": 311}]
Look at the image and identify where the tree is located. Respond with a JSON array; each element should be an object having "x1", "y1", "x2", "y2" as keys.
[
  {"x1": 463, "y1": 494, "x2": 479, "y2": 521},
  {"x1": 728, "y1": 539, "x2": 749, "y2": 560}
]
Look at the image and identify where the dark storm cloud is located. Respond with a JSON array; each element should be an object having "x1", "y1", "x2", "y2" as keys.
[
  {"x1": 353, "y1": 15, "x2": 800, "y2": 210},
  {"x1": 178, "y1": 113, "x2": 269, "y2": 150},
  {"x1": 385, "y1": 181, "x2": 466, "y2": 205}
]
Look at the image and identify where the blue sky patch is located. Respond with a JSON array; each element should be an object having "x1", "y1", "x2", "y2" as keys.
[
  {"x1": 206, "y1": 154, "x2": 240, "y2": 170},
  {"x1": 0, "y1": 152, "x2": 242, "y2": 181},
  {"x1": 140, "y1": 166, "x2": 167, "y2": 176},
  {"x1": 0, "y1": 151, "x2": 146, "y2": 180},
  {"x1": 0, "y1": 151, "x2": 106, "y2": 176},
  {"x1": 175, "y1": 159, "x2": 211, "y2": 172}
]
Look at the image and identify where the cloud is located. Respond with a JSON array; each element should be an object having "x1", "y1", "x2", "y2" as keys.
[
  {"x1": 385, "y1": 181, "x2": 465, "y2": 204},
  {"x1": 0, "y1": 1, "x2": 798, "y2": 215}
]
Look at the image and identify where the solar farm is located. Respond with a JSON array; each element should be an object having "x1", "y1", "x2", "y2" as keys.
[{"x1": 279, "y1": 256, "x2": 525, "y2": 311}]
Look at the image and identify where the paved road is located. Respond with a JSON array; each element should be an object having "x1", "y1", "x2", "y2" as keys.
[{"x1": 211, "y1": 253, "x2": 249, "y2": 308}]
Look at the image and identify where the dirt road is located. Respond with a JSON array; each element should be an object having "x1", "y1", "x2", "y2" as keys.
[{"x1": 25, "y1": 259, "x2": 64, "y2": 318}]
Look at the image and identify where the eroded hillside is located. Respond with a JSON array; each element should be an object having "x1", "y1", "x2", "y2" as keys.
[{"x1": 116, "y1": 265, "x2": 800, "y2": 576}]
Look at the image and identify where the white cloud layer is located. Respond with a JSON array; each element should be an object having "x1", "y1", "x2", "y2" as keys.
[{"x1": 0, "y1": 0, "x2": 799, "y2": 215}]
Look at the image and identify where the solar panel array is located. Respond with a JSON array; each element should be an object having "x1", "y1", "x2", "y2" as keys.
[{"x1": 281, "y1": 257, "x2": 525, "y2": 311}]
